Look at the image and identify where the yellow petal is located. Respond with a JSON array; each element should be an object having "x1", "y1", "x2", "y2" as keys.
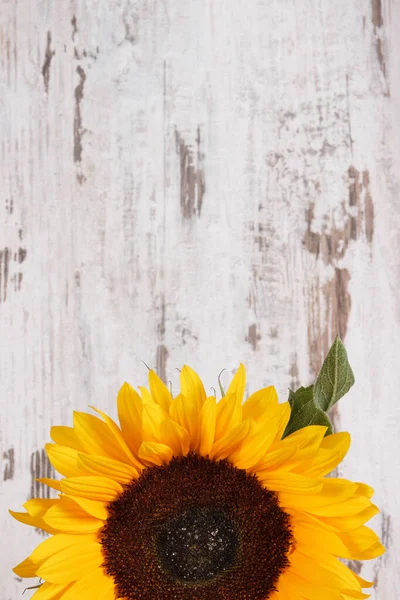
[
  {"x1": 292, "y1": 515, "x2": 351, "y2": 558},
  {"x1": 321, "y1": 503, "x2": 380, "y2": 531},
  {"x1": 353, "y1": 572, "x2": 374, "y2": 589},
  {"x1": 338, "y1": 526, "x2": 386, "y2": 559},
  {"x1": 139, "y1": 385, "x2": 154, "y2": 405},
  {"x1": 51, "y1": 426, "x2": 83, "y2": 450},
  {"x1": 321, "y1": 431, "x2": 351, "y2": 454},
  {"x1": 43, "y1": 497, "x2": 104, "y2": 533},
  {"x1": 77, "y1": 453, "x2": 138, "y2": 484},
  {"x1": 63, "y1": 568, "x2": 116, "y2": 600},
  {"x1": 45, "y1": 444, "x2": 81, "y2": 477},
  {"x1": 88, "y1": 407, "x2": 142, "y2": 470},
  {"x1": 198, "y1": 396, "x2": 217, "y2": 456},
  {"x1": 36, "y1": 478, "x2": 62, "y2": 491},
  {"x1": 298, "y1": 548, "x2": 372, "y2": 593},
  {"x1": 242, "y1": 386, "x2": 278, "y2": 422},
  {"x1": 11, "y1": 509, "x2": 36, "y2": 529},
  {"x1": 138, "y1": 441, "x2": 173, "y2": 466},
  {"x1": 226, "y1": 363, "x2": 246, "y2": 405},
  {"x1": 285, "y1": 428, "x2": 345, "y2": 475},
  {"x1": 60, "y1": 476, "x2": 123, "y2": 502},
  {"x1": 9, "y1": 509, "x2": 58, "y2": 535},
  {"x1": 230, "y1": 417, "x2": 280, "y2": 470},
  {"x1": 169, "y1": 394, "x2": 199, "y2": 450},
  {"x1": 30, "y1": 533, "x2": 98, "y2": 564},
  {"x1": 279, "y1": 478, "x2": 359, "y2": 511},
  {"x1": 159, "y1": 419, "x2": 190, "y2": 456},
  {"x1": 341, "y1": 593, "x2": 370, "y2": 599},
  {"x1": 141, "y1": 401, "x2": 166, "y2": 442},
  {"x1": 214, "y1": 393, "x2": 242, "y2": 441},
  {"x1": 32, "y1": 582, "x2": 73, "y2": 600},
  {"x1": 292, "y1": 511, "x2": 385, "y2": 561},
  {"x1": 210, "y1": 419, "x2": 252, "y2": 461},
  {"x1": 11, "y1": 499, "x2": 61, "y2": 535},
  {"x1": 260, "y1": 471, "x2": 323, "y2": 494},
  {"x1": 277, "y1": 424, "x2": 327, "y2": 455},
  {"x1": 73, "y1": 412, "x2": 130, "y2": 465},
  {"x1": 281, "y1": 570, "x2": 339, "y2": 600},
  {"x1": 271, "y1": 401, "x2": 291, "y2": 442},
  {"x1": 293, "y1": 551, "x2": 372, "y2": 600},
  {"x1": 180, "y1": 365, "x2": 207, "y2": 410},
  {"x1": 294, "y1": 448, "x2": 342, "y2": 478},
  {"x1": 36, "y1": 541, "x2": 103, "y2": 583},
  {"x1": 148, "y1": 369, "x2": 172, "y2": 412},
  {"x1": 23, "y1": 498, "x2": 59, "y2": 518},
  {"x1": 289, "y1": 551, "x2": 347, "y2": 589},
  {"x1": 254, "y1": 445, "x2": 296, "y2": 472},
  {"x1": 306, "y1": 496, "x2": 374, "y2": 518},
  {"x1": 117, "y1": 382, "x2": 143, "y2": 454},
  {"x1": 354, "y1": 482, "x2": 374, "y2": 499},
  {"x1": 13, "y1": 556, "x2": 38, "y2": 577},
  {"x1": 65, "y1": 495, "x2": 109, "y2": 520}
]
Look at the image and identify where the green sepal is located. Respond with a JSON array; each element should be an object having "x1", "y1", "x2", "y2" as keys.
[
  {"x1": 283, "y1": 385, "x2": 333, "y2": 438},
  {"x1": 218, "y1": 369, "x2": 226, "y2": 397},
  {"x1": 24, "y1": 582, "x2": 43, "y2": 592},
  {"x1": 314, "y1": 335, "x2": 355, "y2": 412}
]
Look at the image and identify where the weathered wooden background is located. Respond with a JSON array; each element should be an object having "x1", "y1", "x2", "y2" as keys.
[{"x1": 1, "y1": 1, "x2": 399, "y2": 598}]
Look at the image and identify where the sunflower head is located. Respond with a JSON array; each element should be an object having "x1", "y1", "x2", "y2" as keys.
[{"x1": 10, "y1": 362, "x2": 384, "y2": 599}]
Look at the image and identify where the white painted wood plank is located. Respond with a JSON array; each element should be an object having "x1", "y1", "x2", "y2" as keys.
[{"x1": 1, "y1": 1, "x2": 399, "y2": 597}]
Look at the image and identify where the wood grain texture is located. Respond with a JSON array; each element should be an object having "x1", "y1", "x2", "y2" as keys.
[{"x1": 1, "y1": 1, "x2": 399, "y2": 597}]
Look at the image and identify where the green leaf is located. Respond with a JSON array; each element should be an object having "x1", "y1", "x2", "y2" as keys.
[
  {"x1": 283, "y1": 385, "x2": 333, "y2": 438},
  {"x1": 314, "y1": 336, "x2": 355, "y2": 412},
  {"x1": 288, "y1": 385, "x2": 314, "y2": 414}
]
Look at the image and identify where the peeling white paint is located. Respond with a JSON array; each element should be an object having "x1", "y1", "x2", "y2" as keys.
[{"x1": 0, "y1": 1, "x2": 399, "y2": 597}]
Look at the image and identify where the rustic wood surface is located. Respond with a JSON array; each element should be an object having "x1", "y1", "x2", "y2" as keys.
[{"x1": 1, "y1": 1, "x2": 399, "y2": 598}]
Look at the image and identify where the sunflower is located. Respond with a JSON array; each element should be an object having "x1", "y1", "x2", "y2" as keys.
[{"x1": 11, "y1": 365, "x2": 384, "y2": 600}]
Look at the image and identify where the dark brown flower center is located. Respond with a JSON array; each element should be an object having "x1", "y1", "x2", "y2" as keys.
[
  {"x1": 156, "y1": 506, "x2": 239, "y2": 582},
  {"x1": 101, "y1": 453, "x2": 292, "y2": 600}
]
